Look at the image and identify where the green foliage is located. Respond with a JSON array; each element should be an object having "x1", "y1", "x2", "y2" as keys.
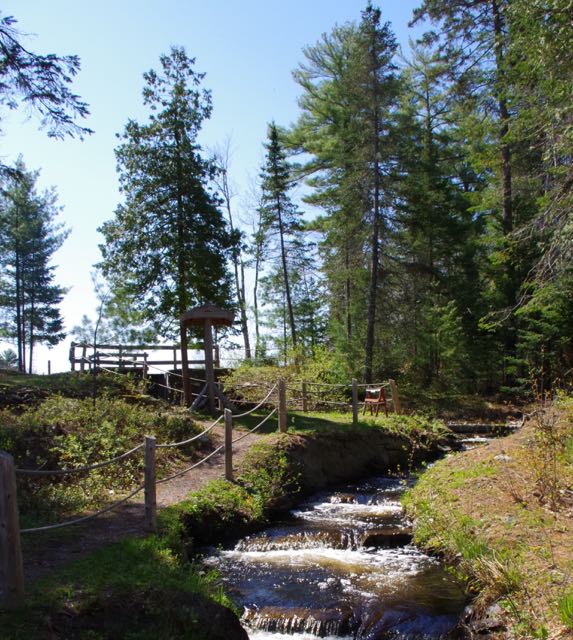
[
  {"x1": 0, "y1": 158, "x2": 69, "y2": 373},
  {"x1": 0, "y1": 394, "x2": 202, "y2": 523},
  {"x1": 0, "y1": 11, "x2": 91, "y2": 142},
  {"x1": 239, "y1": 437, "x2": 300, "y2": 511},
  {"x1": 558, "y1": 591, "x2": 573, "y2": 630},
  {"x1": 99, "y1": 47, "x2": 233, "y2": 337},
  {"x1": 0, "y1": 348, "x2": 18, "y2": 369}
]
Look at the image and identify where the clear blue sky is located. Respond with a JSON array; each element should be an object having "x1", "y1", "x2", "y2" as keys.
[{"x1": 1, "y1": 0, "x2": 424, "y2": 372}]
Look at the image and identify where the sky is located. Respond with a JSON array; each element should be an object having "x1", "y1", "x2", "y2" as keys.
[{"x1": 1, "y1": 0, "x2": 425, "y2": 373}]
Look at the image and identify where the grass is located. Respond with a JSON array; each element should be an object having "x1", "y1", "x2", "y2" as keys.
[
  {"x1": 0, "y1": 536, "x2": 237, "y2": 640},
  {"x1": 403, "y1": 394, "x2": 573, "y2": 638},
  {"x1": 233, "y1": 408, "x2": 448, "y2": 439}
]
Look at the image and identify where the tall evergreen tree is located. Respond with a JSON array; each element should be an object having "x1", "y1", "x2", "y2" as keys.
[
  {"x1": 411, "y1": 0, "x2": 543, "y2": 387},
  {"x1": 290, "y1": 4, "x2": 399, "y2": 381},
  {"x1": 0, "y1": 159, "x2": 68, "y2": 372},
  {"x1": 394, "y1": 42, "x2": 483, "y2": 388},
  {"x1": 99, "y1": 47, "x2": 233, "y2": 344},
  {"x1": 258, "y1": 123, "x2": 302, "y2": 351}
]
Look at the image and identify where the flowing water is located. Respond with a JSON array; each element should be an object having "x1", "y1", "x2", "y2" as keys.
[{"x1": 206, "y1": 475, "x2": 468, "y2": 639}]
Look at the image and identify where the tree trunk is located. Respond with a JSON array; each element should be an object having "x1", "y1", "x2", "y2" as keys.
[
  {"x1": 364, "y1": 34, "x2": 382, "y2": 384},
  {"x1": 276, "y1": 202, "x2": 297, "y2": 349},
  {"x1": 492, "y1": 0, "x2": 516, "y2": 379},
  {"x1": 345, "y1": 243, "x2": 352, "y2": 341},
  {"x1": 219, "y1": 169, "x2": 251, "y2": 359},
  {"x1": 28, "y1": 298, "x2": 34, "y2": 374},
  {"x1": 492, "y1": 0, "x2": 512, "y2": 237},
  {"x1": 253, "y1": 256, "x2": 261, "y2": 358},
  {"x1": 15, "y1": 244, "x2": 24, "y2": 373}
]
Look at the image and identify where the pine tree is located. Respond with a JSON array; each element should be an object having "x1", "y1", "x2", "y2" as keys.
[
  {"x1": 290, "y1": 4, "x2": 399, "y2": 381},
  {"x1": 258, "y1": 123, "x2": 302, "y2": 352},
  {"x1": 0, "y1": 12, "x2": 91, "y2": 156},
  {"x1": 393, "y1": 42, "x2": 484, "y2": 388},
  {"x1": 0, "y1": 159, "x2": 68, "y2": 372},
  {"x1": 99, "y1": 47, "x2": 233, "y2": 344}
]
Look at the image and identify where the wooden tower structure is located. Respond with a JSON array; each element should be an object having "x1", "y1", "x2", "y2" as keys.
[{"x1": 180, "y1": 302, "x2": 234, "y2": 413}]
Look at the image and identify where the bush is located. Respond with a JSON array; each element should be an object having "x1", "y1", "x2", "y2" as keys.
[{"x1": 0, "y1": 395, "x2": 203, "y2": 524}]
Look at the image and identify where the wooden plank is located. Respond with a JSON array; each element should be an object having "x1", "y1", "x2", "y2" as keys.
[
  {"x1": 389, "y1": 379, "x2": 402, "y2": 415},
  {"x1": 74, "y1": 343, "x2": 204, "y2": 351},
  {"x1": 302, "y1": 381, "x2": 308, "y2": 413},
  {"x1": 278, "y1": 380, "x2": 287, "y2": 433},
  {"x1": 352, "y1": 378, "x2": 358, "y2": 427},
  {"x1": 224, "y1": 409, "x2": 233, "y2": 481},
  {"x1": 0, "y1": 452, "x2": 24, "y2": 609},
  {"x1": 144, "y1": 436, "x2": 157, "y2": 532},
  {"x1": 204, "y1": 319, "x2": 216, "y2": 414}
]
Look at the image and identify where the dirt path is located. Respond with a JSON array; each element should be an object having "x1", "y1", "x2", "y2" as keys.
[{"x1": 21, "y1": 426, "x2": 265, "y2": 584}]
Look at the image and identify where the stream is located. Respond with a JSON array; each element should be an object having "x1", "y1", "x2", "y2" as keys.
[
  {"x1": 206, "y1": 476, "x2": 465, "y2": 639},
  {"x1": 205, "y1": 427, "x2": 505, "y2": 639}
]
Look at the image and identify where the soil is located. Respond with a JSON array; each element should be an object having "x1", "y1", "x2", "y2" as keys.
[{"x1": 21, "y1": 424, "x2": 266, "y2": 585}]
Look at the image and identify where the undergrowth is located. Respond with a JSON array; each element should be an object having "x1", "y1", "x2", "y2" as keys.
[
  {"x1": 0, "y1": 394, "x2": 203, "y2": 526},
  {"x1": 404, "y1": 392, "x2": 573, "y2": 638},
  {"x1": 160, "y1": 435, "x2": 299, "y2": 554},
  {"x1": 0, "y1": 536, "x2": 237, "y2": 640}
]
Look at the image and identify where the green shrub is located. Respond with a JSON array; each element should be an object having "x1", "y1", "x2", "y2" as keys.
[
  {"x1": 239, "y1": 436, "x2": 300, "y2": 512},
  {"x1": 559, "y1": 591, "x2": 573, "y2": 630},
  {"x1": 0, "y1": 395, "x2": 203, "y2": 524}
]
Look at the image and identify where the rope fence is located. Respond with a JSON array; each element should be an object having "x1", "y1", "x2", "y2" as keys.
[
  {"x1": 15, "y1": 442, "x2": 145, "y2": 476},
  {"x1": 0, "y1": 377, "x2": 400, "y2": 608},
  {"x1": 20, "y1": 485, "x2": 145, "y2": 534}
]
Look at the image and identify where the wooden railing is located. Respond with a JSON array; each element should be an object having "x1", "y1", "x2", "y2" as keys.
[{"x1": 68, "y1": 341, "x2": 220, "y2": 372}]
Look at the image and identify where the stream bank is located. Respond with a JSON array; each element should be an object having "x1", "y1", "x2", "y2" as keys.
[{"x1": 404, "y1": 398, "x2": 573, "y2": 639}]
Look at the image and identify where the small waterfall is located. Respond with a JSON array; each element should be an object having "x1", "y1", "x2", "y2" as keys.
[
  {"x1": 244, "y1": 605, "x2": 354, "y2": 636},
  {"x1": 206, "y1": 475, "x2": 467, "y2": 639}
]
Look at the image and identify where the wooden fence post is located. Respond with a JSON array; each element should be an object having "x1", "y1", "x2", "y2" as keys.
[
  {"x1": 0, "y1": 452, "x2": 24, "y2": 609},
  {"x1": 389, "y1": 379, "x2": 402, "y2": 415},
  {"x1": 352, "y1": 379, "x2": 358, "y2": 427},
  {"x1": 224, "y1": 409, "x2": 233, "y2": 481},
  {"x1": 302, "y1": 381, "x2": 308, "y2": 413},
  {"x1": 278, "y1": 379, "x2": 287, "y2": 433},
  {"x1": 144, "y1": 436, "x2": 157, "y2": 533}
]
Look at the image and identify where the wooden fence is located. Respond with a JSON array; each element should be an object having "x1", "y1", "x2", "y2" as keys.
[{"x1": 69, "y1": 342, "x2": 220, "y2": 372}]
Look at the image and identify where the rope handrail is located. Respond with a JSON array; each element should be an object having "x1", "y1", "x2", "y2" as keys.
[
  {"x1": 299, "y1": 380, "x2": 350, "y2": 388},
  {"x1": 285, "y1": 381, "x2": 390, "y2": 393},
  {"x1": 156, "y1": 444, "x2": 224, "y2": 485},
  {"x1": 232, "y1": 383, "x2": 278, "y2": 419},
  {"x1": 156, "y1": 414, "x2": 224, "y2": 449},
  {"x1": 20, "y1": 484, "x2": 145, "y2": 533},
  {"x1": 16, "y1": 443, "x2": 145, "y2": 476},
  {"x1": 230, "y1": 381, "x2": 273, "y2": 389},
  {"x1": 288, "y1": 399, "x2": 350, "y2": 407},
  {"x1": 232, "y1": 408, "x2": 277, "y2": 444}
]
